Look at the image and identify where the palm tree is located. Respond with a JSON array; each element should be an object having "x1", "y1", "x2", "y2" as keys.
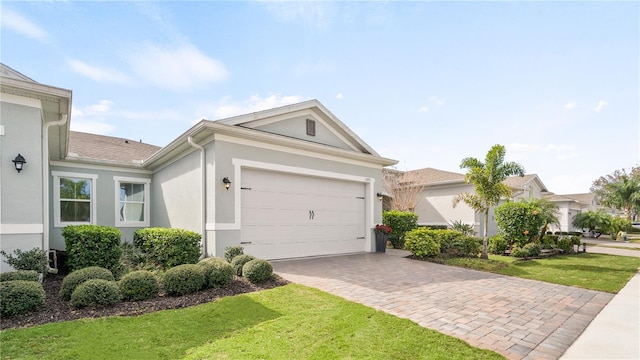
[
  {"x1": 527, "y1": 198, "x2": 561, "y2": 239},
  {"x1": 453, "y1": 144, "x2": 525, "y2": 259},
  {"x1": 591, "y1": 170, "x2": 640, "y2": 220},
  {"x1": 572, "y1": 210, "x2": 611, "y2": 238}
]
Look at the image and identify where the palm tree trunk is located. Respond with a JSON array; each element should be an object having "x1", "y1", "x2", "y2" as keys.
[{"x1": 481, "y1": 209, "x2": 489, "y2": 259}]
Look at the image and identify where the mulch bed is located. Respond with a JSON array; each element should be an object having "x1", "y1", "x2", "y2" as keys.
[{"x1": 1, "y1": 274, "x2": 289, "y2": 331}]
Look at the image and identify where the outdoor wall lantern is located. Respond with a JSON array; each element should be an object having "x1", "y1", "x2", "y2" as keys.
[
  {"x1": 376, "y1": 192, "x2": 383, "y2": 201},
  {"x1": 12, "y1": 154, "x2": 26, "y2": 173},
  {"x1": 223, "y1": 177, "x2": 231, "y2": 190}
]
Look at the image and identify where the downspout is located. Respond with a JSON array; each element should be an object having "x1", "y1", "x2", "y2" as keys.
[
  {"x1": 187, "y1": 136, "x2": 207, "y2": 258},
  {"x1": 43, "y1": 114, "x2": 67, "y2": 273}
]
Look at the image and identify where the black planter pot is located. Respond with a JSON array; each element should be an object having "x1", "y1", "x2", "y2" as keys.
[{"x1": 375, "y1": 233, "x2": 388, "y2": 252}]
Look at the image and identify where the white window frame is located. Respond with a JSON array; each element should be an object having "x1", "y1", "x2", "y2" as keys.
[
  {"x1": 52, "y1": 171, "x2": 98, "y2": 227},
  {"x1": 113, "y1": 176, "x2": 151, "y2": 227}
]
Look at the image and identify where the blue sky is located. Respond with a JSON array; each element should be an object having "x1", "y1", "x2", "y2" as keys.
[{"x1": 1, "y1": 1, "x2": 638, "y2": 194}]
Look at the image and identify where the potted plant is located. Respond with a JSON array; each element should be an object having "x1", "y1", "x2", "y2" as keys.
[{"x1": 374, "y1": 224, "x2": 392, "y2": 252}]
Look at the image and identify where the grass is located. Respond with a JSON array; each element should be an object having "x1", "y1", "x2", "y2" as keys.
[
  {"x1": 0, "y1": 284, "x2": 504, "y2": 360},
  {"x1": 434, "y1": 253, "x2": 640, "y2": 293}
]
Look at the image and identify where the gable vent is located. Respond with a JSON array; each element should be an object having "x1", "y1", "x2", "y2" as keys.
[{"x1": 306, "y1": 119, "x2": 316, "y2": 136}]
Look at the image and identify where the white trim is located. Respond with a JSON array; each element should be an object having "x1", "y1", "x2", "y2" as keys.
[
  {"x1": 50, "y1": 161, "x2": 153, "y2": 174},
  {"x1": 0, "y1": 224, "x2": 44, "y2": 235},
  {"x1": 215, "y1": 133, "x2": 382, "y2": 169},
  {"x1": 113, "y1": 176, "x2": 151, "y2": 227},
  {"x1": 0, "y1": 93, "x2": 42, "y2": 108},
  {"x1": 52, "y1": 171, "x2": 98, "y2": 227}
]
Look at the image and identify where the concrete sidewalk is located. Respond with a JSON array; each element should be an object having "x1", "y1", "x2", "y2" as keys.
[{"x1": 561, "y1": 272, "x2": 640, "y2": 359}]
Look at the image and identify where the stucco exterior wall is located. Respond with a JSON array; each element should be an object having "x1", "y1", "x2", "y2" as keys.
[
  {"x1": 415, "y1": 184, "x2": 476, "y2": 227},
  {"x1": 255, "y1": 116, "x2": 353, "y2": 151},
  {"x1": 0, "y1": 96, "x2": 44, "y2": 271}
]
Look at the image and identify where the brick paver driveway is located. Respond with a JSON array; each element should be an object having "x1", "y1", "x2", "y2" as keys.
[{"x1": 272, "y1": 251, "x2": 613, "y2": 360}]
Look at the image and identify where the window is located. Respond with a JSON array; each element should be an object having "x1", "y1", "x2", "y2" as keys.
[
  {"x1": 114, "y1": 177, "x2": 150, "y2": 227},
  {"x1": 53, "y1": 172, "x2": 98, "y2": 227},
  {"x1": 306, "y1": 119, "x2": 316, "y2": 136}
]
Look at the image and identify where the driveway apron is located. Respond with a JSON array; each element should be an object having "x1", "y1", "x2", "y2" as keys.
[{"x1": 272, "y1": 252, "x2": 613, "y2": 360}]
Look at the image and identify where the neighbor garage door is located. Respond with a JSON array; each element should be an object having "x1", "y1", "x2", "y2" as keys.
[{"x1": 240, "y1": 168, "x2": 366, "y2": 259}]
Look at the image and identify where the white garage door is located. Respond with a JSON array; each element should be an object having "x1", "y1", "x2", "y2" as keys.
[{"x1": 240, "y1": 168, "x2": 366, "y2": 259}]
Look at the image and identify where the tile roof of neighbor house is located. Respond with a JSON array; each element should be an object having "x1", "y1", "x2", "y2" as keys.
[
  {"x1": 545, "y1": 193, "x2": 595, "y2": 205},
  {"x1": 404, "y1": 167, "x2": 465, "y2": 185},
  {"x1": 66, "y1": 131, "x2": 161, "y2": 165}
]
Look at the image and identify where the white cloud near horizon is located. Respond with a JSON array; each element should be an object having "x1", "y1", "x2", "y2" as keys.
[
  {"x1": 0, "y1": 9, "x2": 48, "y2": 41},
  {"x1": 563, "y1": 102, "x2": 576, "y2": 110},
  {"x1": 68, "y1": 60, "x2": 132, "y2": 85},
  {"x1": 335, "y1": 93, "x2": 343, "y2": 99},
  {"x1": 594, "y1": 100, "x2": 608, "y2": 112},
  {"x1": 126, "y1": 43, "x2": 228, "y2": 91},
  {"x1": 196, "y1": 94, "x2": 307, "y2": 121}
]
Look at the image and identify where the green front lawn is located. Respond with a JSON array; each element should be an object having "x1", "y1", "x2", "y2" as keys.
[
  {"x1": 436, "y1": 253, "x2": 640, "y2": 293},
  {"x1": 0, "y1": 284, "x2": 504, "y2": 360}
]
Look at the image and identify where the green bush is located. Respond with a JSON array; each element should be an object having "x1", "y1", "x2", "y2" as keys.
[
  {"x1": 511, "y1": 243, "x2": 541, "y2": 258},
  {"x1": 429, "y1": 229, "x2": 480, "y2": 257},
  {"x1": 224, "y1": 246, "x2": 244, "y2": 263},
  {"x1": 488, "y1": 235, "x2": 509, "y2": 255},
  {"x1": 382, "y1": 210, "x2": 418, "y2": 249},
  {"x1": 242, "y1": 259, "x2": 273, "y2": 283},
  {"x1": 569, "y1": 235, "x2": 582, "y2": 246},
  {"x1": 404, "y1": 228, "x2": 441, "y2": 258},
  {"x1": 557, "y1": 237, "x2": 575, "y2": 254},
  {"x1": 118, "y1": 270, "x2": 159, "y2": 301},
  {"x1": 198, "y1": 258, "x2": 234, "y2": 288},
  {"x1": 231, "y1": 255, "x2": 256, "y2": 276},
  {"x1": 121, "y1": 242, "x2": 150, "y2": 269},
  {"x1": 0, "y1": 270, "x2": 39, "y2": 282},
  {"x1": 162, "y1": 264, "x2": 205, "y2": 296},
  {"x1": 133, "y1": 228, "x2": 201, "y2": 268},
  {"x1": 494, "y1": 201, "x2": 545, "y2": 247},
  {"x1": 540, "y1": 235, "x2": 559, "y2": 249},
  {"x1": 62, "y1": 225, "x2": 122, "y2": 274},
  {"x1": 0, "y1": 248, "x2": 49, "y2": 274},
  {"x1": 0, "y1": 280, "x2": 46, "y2": 316},
  {"x1": 70, "y1": 279, "x2": 121, "y2": 308},
  {"x1": 60, "y1": 266, "x2": 115, "y2": 300}
]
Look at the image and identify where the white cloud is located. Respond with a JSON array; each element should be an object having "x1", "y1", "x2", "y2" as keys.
[
  {"x1": 506, "y1": 143, "x2": 578, "y2": 162},
  {"x1": 126, "y1": 43, "x2": 228, "y2": 91},
  {"x1": 198, "y1": 94, "x2": 307, "y2": 120},
  {"x1": 594, "y1": 100, "x2": 608, "y2": 113},
  {"x1": 418, "y1": 106, "x2": 429, "y2": 112},
  {"x1": 88, "y1": 100, "x2": 114, "y2": 113},
  {"x1": 563, "y1": 102, "x2": 576, "y2": 110},
  {"x1": 336, "y1": 93, "x2": 343, "y2": 100},
  {"x1": 0, "y1": 9, "x2": 48, "y2": 41},
  {"x1": 68, "y1": 60, "x2": 132, "y2": 85},
  {"x1": 70, "y1": 120, "x2": 117, "y2": 135}
]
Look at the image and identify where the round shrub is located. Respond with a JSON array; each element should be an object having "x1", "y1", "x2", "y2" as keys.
[
  {"x1": 70, "y1": 279, "x2": 121, "y2": 308},
  {"x1": 231, "y1": 255, "x2": 256, "y2": 276},
  {"x1": 488, "y1": 235, "x2": 509, "y2": 255},
  {"x1": 60, "y1": 266, "x2": 114, "y2": 300},
  {"x1": 162, "y1": 264, "x2": 205, "y2": 296},
  {"x1": 119, "y1": 270, "x2": 159, "y2": 301},
  {"x1": 557, "y1": 237, "x2": 575, "y2": 254},
  {"x1": 224, "y1": 246, "x2": 244, "y2": 263},
  {"x1": 242, "y1": 259, "x2": 273, "y2": 283},
  {"x1": 511, "y1": 243, "x2": 541, "y2": 258},
  {"x1": 0, "y1": 270, "x2": 39, "y2": 282},
  {"x1": 198, "y1": 258, "x2": 234, "y2": 288},
  {"x1": 0, "y1": 280, "x2": 45, "y2": 316},
  {"x1": 404, "y1": 228, "x2": 440, "y2": 258}
]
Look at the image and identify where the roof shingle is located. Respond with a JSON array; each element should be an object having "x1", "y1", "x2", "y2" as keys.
[{"x1": 67, "y1": 131, "x2": 161, "y2": 165}]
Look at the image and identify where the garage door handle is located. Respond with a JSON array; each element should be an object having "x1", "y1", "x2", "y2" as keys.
[
  {"x1": 240, "y1": 242, "x2": 252, "y2": 245},
  {"x1": 312, "y1": 210, "x2": 315, "y2": 219}
]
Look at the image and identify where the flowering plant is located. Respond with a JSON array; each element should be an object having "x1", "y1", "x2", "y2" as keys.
[{"x1": 374, "y1": 224, "x2": 393, "y2": 234}]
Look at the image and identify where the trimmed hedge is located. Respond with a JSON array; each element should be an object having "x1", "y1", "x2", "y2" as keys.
[
  {"x1": 404, "y1": 228, "x2": 440, "y2": 258},
  {"x1": 511, "y1": 243, "x2": 541, "y2": 258},
  {"x1": 0, "y1": 248, "x2": 49, "y2": 274},
  {"x1": 242, "y1": 259, "x2": 273, "y2": 283},
  {"x1": 60, "y1": 266, "x2": 115, "y2": 300},
  {"x1": 0, "y1": 270, "x2": 39, "y2": 282},
  {"x1": 119, "y1": 270, "x2": 159, "y2": 301},
  {"x1": 231, "y1": 255, "x2": 256, "y2": 276},
  {"x1": 162, "y1": 264, "x2": 205, "y2": 296},
  {"x1": 382, "y1": 210, "x2": 418, "y2": 249},
  {"x1": 198, "y1": 258, "x2": 234, "y2": 288},
  {"x1": 0, "y1": 280, "x2": 46, "y2": 316},
  {"x1": 62, "y1": 225, "x2": 122, "y2": 273},
  {"x1": 224, "y1": 246, "x2": 244, "y2": 263},
  {"x1": 71, "y1": 279, "x2": 121, "y2": 308},
  {"x1": 133, "y1": 228, "x2": 201, "y2": 268}
]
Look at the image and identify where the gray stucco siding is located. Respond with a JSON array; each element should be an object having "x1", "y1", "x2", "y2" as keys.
[
  {"x1": 0, "y1": 234, "x2": 42, "y2": 272},
  {"x1": 254, "y1": 116, "x2": 353, "y2": 151}
]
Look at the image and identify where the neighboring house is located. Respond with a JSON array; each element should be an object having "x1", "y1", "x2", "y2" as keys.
[
  {"x1": 394, "y1": 168, "x2": 550, "y2": 237},
  {"x1": 1, "y1": 64, "x2": 396, "y2": 272},
  {"x1": 544, "y1": 193, "x2": 598, "y2": 233}
]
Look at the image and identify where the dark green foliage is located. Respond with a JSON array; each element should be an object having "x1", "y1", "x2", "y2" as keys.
[
  {"x1": 448, "y1": 220, "x2": 476, "y2": 236},
  {"x1": 60, "y1": 266, "x2": 115, "y2": 300},
  {"x1": 511, "y1": 243, "x2": 541, "y2": 258},
  {"x1": 71, "y1": 279, "x2": 121, "y2": 308},
  {"x1": 0, "y1": 280, "x2": 46, "y2": 316},
  {"x1": 494, "y1": 201, "x2": 545, "y2": 247},
  {"x1": 404, "y1": 228, "x2": 441, "y2": 258},
  {"x1": 0, "y1": 248, "x2": 49, "y2": 274},
  {"x1": 162, "y1": 264, "x2": 205, "y2": 296},
  {"x1": 242, "y1": 259, "x2": 273, "y2": 283},
  {"x1": 541, "y1": 235, "x2": 559, "y2": 249},
  {"x1": 224, "y1": 246, "x2": 244, "y2": 263},
  {"x1": 382, "y1": 210, "x2": 418, "y2": 249},
  {"x1": 557, "y1": 237, "x2": 575, "y2": 253},
  {"x1": 231, "y1": 255, "x2": 256, "y2": 276},
  {"x1": 133, "y1": 228, "x2": 201, "y2": 268},
  {"x1": 118, "y1": 270, "x2": 159, "y2": 301},
  {"x1": 488, "y1": 235, "x2": 509, "y2": 255},
  {"x1": 62, "y1": 225, "x2": 122, "y2": 273},
  {"x1": 121, "y1": 242, "x2": 150, "y2": 269},
  {"x1": 198, "y1": 258, "x2": 234, "y2": 288},
  {"x1": 0, "y1": 270, "x2": 39, "y2": 282},
  {"x1": 429, "y1": 229, "x2": 480, "y2": 257}
]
